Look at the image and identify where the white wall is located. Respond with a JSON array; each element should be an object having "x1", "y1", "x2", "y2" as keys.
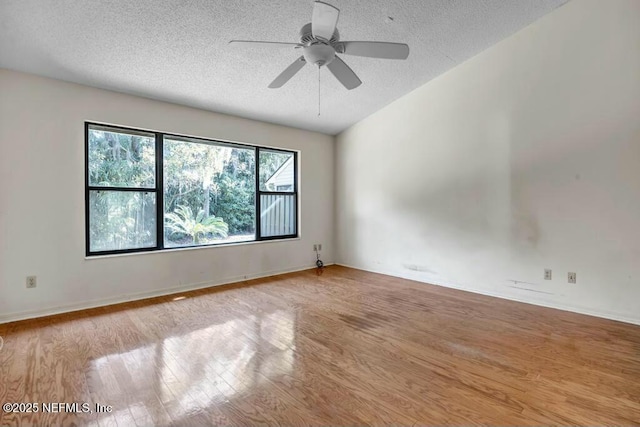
[
  {"x1": 0, "y1": 69, "x2": 334, "y2": 322},
  {"x1": 336, "y1": 0, "x2": 640, "y2": 324}
]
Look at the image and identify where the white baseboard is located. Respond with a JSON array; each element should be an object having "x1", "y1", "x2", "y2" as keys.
[
  {"x1": 0, "y1": 263, "x2": 332, "y2": 325},
  {"x1": 335, "y1": 263, "x2": 640, "y2": 326}
]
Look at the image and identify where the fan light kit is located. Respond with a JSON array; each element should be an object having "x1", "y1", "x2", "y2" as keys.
[{"x1": 230, "y1": 1, "x2": 410, "y2": 113}]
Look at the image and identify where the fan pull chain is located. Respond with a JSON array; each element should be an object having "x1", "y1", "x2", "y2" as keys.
[{"x1": 318, "y1": 65, "x2": 321, "y2": 117}]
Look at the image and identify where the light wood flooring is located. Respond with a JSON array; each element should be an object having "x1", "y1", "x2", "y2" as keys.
[{"x1": 1, "y1": 265, "x2": 639, "y2": 426}]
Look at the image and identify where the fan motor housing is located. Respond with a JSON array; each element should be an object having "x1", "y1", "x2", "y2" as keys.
[{"x1": 299, "y1": 23, "x2": 340, "y2": 44}]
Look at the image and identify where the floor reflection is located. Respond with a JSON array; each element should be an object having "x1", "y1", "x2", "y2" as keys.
[{"x1": 87, "y1": 308, "x2": 296, "y2": 424}]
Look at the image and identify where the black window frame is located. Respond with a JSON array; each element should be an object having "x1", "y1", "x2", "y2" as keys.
[
  {"x1": 85, "y1": 122, "x2": 299, "y2": 257},
  {"x1": 256, "y1": 147, "x2": 298, "y2": 239}
]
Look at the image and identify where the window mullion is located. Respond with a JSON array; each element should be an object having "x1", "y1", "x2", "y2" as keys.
[
  {"x1": 157, "y1": 133, "x2": 164, "y2": 250},
  {"x1": 88, "y1": 186, "x2": 157, "y2": 192},
  {"x1": 255, "y1": 147, "x2": 261, "y2": 240}
]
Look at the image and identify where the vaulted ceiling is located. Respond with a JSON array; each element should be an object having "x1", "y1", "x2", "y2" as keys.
[{"x1": 0, "y1": 0, "x2": 567, "y2": 135}]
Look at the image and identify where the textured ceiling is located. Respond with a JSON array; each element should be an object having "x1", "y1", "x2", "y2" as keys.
[{"x1": 0, "y1": 0, "x2": 568, "y2": 135}]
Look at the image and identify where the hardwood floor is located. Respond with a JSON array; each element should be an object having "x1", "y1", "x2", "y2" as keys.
[{"x1": 1, "y1": 265, "x2": 639, "y2": 426}]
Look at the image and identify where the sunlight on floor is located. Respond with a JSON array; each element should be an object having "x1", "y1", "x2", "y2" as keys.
[{"x1": 88, "y1": 309, "x2": 296, "y2": 424}]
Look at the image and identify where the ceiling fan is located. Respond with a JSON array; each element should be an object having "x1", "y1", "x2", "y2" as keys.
[{"x1": 229, "y1": 1, "x2": 410, "y2": 90}]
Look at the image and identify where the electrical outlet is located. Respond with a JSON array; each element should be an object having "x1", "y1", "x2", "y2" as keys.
[
  {"x1": 568, "y1": 272, "x2": 576, "y2": 284},
  {"x1": 544, "y1": 269, "x2": 552, "y2": 280},
  {"x1": 313, "y1": 244, "x2": 318, "y2": 251},
  {"x1": 318, "y1": 243, "x2": 322, "y2": 251},
  {"x1": 26, "y1": 276, "x2": 37, "y2": 288}
]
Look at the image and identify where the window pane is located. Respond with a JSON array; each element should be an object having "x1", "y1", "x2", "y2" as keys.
[
  {"x1": 259, "y1": 150, "x2": 294, "y2": 192},
  {"x1": 260, "y1": 194, "x2": 296, "y2": 237},
  {"x1": 164, "y1": 138, "x2": 256, "y2": 247},
  {"x1": 88, "y1": 126, "x2": 155, "y2": 188},
  {"x1": 89, "y1": 191, "x2": 156, "y2": 252}
]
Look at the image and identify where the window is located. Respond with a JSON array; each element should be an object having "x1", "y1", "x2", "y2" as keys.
[
  {"x1": 163, "y1": 136, "x2": 256, "y2": 248},
  {"x1": 258, "y1": 149, "x2": 297, "y2": 238},
  {"x1": 86, "y1": 123, "x2": 298, "y2": 256}
]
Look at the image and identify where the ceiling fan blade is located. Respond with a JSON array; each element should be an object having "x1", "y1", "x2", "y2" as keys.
[
  {"x1": 336, "y1": 41, "x2": 410, "y2": 59},
  {"x1": 229, "y1": 40, "x2": 300, "y2": 48},
  {"x1": 327, "y1": 56, "x2": 362, "y2": 90},
  {"x1": 312, "y1": 1, "x2": 339, "y2": 41},
  {"x1": 268, "y1": 56, "x2": 307, "y2": 88}
]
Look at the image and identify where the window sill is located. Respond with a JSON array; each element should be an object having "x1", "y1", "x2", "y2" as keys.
[{"x1": 85, "y1": 236, "x2": 301, "y2": 260}]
